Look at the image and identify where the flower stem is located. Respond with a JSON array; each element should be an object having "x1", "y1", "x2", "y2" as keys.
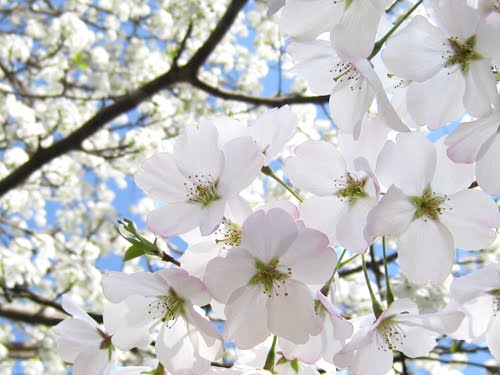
[
  {"x1": 264, "y1": 335, "x2": 278, "y2": 371},
  {"x1": 320, "y1": 249, "x2": 347, "y2": 296},
  {"x1": 382, "y1": 237, "x2": 395, "y2": 305},
  {"x1": 369, "y1": 0, "x2": 423, "y2": 60},
  {"x1": 362, "y1": 255, "x2": 384, "y2": 318},
  {"x1": 153, "y1": 363, "x2": 166, "y2": 375},
  {"x1": 261, "y1": 166, "x2": 303, "y2": 203}
]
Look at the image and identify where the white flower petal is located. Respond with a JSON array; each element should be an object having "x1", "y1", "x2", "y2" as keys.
[
  {"x1": 476, "y1": 134, "x2": 500, "y2": 195},
  {"x1": 199, "y1": 199, "x2": 226, "y2": 236},
  {"x1": 397, "y1": 218, "x2": 454, "y2": 286},
  {"x1": 147, "y1": 203, "x2": 201, "y2": 237},
  {"x1": 156, "y1": 268, "x2": 211, "y2": 306},
  {"x1": 486, "y1": 314, "x2": 500, "y2": 361},
  {"x1": 424, "y1": 0, "x2": 480, "y2": 40},
  {"x1": 300, "y1": 196, "x2": 346, "y2": 245},
  {"x1": 72, "y1": 347, "x2": 110, "y2": 375},
  {"x1": 450, "y1": 263, "x2": 500, "y2": 303},
  {"x1": 101, "y1": 271, "x2": 167, "y2": 303},
  {"x1": 464, "y1": 59, "x2": 499, "y2": 117},
  {"x1": 61, "y1": 294, "x2": 100, "y2": 329},
  {"x1": 440, "y1": 189, "x2": 500, "y2": 250}
]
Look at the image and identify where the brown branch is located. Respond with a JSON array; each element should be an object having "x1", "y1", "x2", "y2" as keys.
[
  {"x1": 190, "y1": 76, "x2": 329, "y2": 106},
  {"x1": 0, "y1": 0, "x2": 249, "y2": 198}
]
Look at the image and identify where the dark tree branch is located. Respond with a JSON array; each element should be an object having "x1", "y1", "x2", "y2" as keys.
[{"x1": 0, "y1": 0, "x2": 249, "y2": 198}]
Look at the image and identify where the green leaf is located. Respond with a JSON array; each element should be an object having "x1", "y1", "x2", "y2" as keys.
[
  {"x1": 73, "y1": 51, "x2": 89, "y2": 70},
  {"x1": 290, "y1": 359, "x2": 299, "y2": 373},
  {"x1": 123, "y1": 244, "x2": 145, "y2": 261}
]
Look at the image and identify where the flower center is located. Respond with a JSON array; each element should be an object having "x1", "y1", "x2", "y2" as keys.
[
  {"x1": 249, "y1": 258, "x2": 292, "y2": 297},
  {"x1": 334, "y1": 172, "x2": 368, "y2": 205},
  {"x1": 444, "y1": 35, "x2": 482, "y2": 73},
  {"x1": 147, "y1": 288, "x2": 185, "y2": 326},
  {"x1": 331, "y1": 62, "x2": 364, "y2": 91},
  {"x1": 490, "y1": 289, "x2": 500, "y2": 315},
  {"x1": 410, "y1": 186, "x2": 448, "y2": 221},
  {"x1": 376, "y1": 318, "x2": 407, "y2": 352},
  {"x1": 214, "y1": 218, "x2": 242, "y2": 249},
  {"x1": 184, "y1": 174, "x2": 221, "y2": 207}
]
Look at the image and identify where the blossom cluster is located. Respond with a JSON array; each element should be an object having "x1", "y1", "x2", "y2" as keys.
[{"x1": 52, "y1": 1, "x2": 500, "y2": 374}]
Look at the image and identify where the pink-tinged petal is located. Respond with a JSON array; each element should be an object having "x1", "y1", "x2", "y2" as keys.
[
  {"x1": 155, "y1": 317, "x2": 211, "y2": 375},
  {"x1": 185, "y1": 307, "x2": 224, "y2": 361},
  {"x1": 476, "y1": 21, "x2": 500, "y2": 67},
  {"x1": 285, "y1": 140, "x2": 346, "y2": 196},
  {"x1": 349, "y1": 339, "x2": 393, "y2": 375},
  {"x1": 61, "y1": 295, "x2": 100, "y2": 329},
  {"x1": 199, "y1": 199, "x2": 226, "y2": 236},
  {"x1": 406, "y1": 69, "x2": 465, "y2": 129},
  {"x1": 448, "y1": 297, "x2": 494, "y2": 339},
  {"x1": 300, "y1": 196, "x2": 345, "y2": 245},
  {"x1": 432, "y1": 137, "x2": 475, "y2": 194},
  {"x1": 397, "y1": 218, "x2": 454, "y2": 286},
  {"x1": 178, "y1": 242, "x2": 217, "y2": 280},
  {"x1": 267, "y1": 279, "x2": 322, "y2": 344},
  {"x1": 174, "y1": 122, "x2": 224, "y2": 179},
  {"x1": 156, "y1": 268, "x2": 211, "y2": 306},
  {"x1": 280, "y1": 336, "x2": 322, "y2": 364},
  {"x1": 287, "y1": 40, "x2": 340, "y2": 95},
  {"x1": 332, "y1": 0, "x2": 384, "y2": 59},
  {"x1": 218, "y1": 137, "x2": 263, "y2": 198},
  {"x1": 464, "y1": 60, "x2": 499, "y2": 117},
  {"x1": 261, "y1": 200, "x2": 300, "y2": 220},
  {"x1": 279, "y1": 228, "x2": 337, "y2": 285},
  {"x1": 250, "y1": 105, "x2": 297, "y2": 165},
  {"x1": 396, "y1": 311, "x2": 465, "y2": 334},
  {"x1": 440, "y1": 189, "x2": 500, "y2": 250},
  {"x1": 279, "y1": 0, "x2": 342, "y2": 40},
  {"x1": 391, "y1": 326, "x2": 437, "y2": 358},
  {"x1": 477, "y1": 134, "x2": 500, "y2": 195},
  {"x1": 204, "y1": 248, "x2": 256, "y2": 303},
  {"x1": 381, "y1": 16, "x2": 448, "y2": 81},
  {"x1": 224, "y1": 285, "x2": 270, "y2": 349},
  {"x1": 336, "y1": 197, "x2": 377, "y2": 254},
  {"x1": 376, "y1": 132, "x2": 436, "y2": 195},
  {"x1": 53, "y1": 319, "x2": 102, "y2": 362},
  {"x1": 334, "y1": 326, "x2": 374, "y2": 369},
  {"x1": 329, "y1": 73, "x2": 375, "y2": 134},
  {"x1": 110, "y1": 366, "x2": 150, "y2": 375},
  {"x1": 355, "y1": 59, "x2": 408, "y2": 133},
  {"x1": 424, "y1": 0, "x2": 480, "y2": 40},
  {"x1": 450, "y1": 263, "x2": 500, "y2": 303},
  {"x1": 486, "y1": 314, "x2": 500, "y2": 362},
  {"x1": 101, "y1": 271, "x2": 167, "y2": 303},
  {"x1": 211, "y1": 117, "x2": 248, "y2": 146},
  {"x1": 72, "y1": 347, "x2": 109, "y2": 375},
  {"x1": 104, "y1": 303, "x2": 151, "y2": 350},
  {"x1": 116, "y1": 295, "x2": 158, "y2": 329},
  {"x1": 134, "y1": 152, "x2": 189, "y2": 203},
  {"x1": 241, "y1": 208, "x2": 298, "y2": 263},
  {"x1": 382, "y1": 298, "x2": 419, "y2": 319},
  {"x1": 226, "y1": 195, "x2": 252, "y2": 224},
  {"x1": 147, "y1": 203, "x2": 201, "y2": 237},
  {"x1": 366, "y1": 185, "x2": 415, "y2": 237},
  {"x1": 445, "y1": 111, "x2": 499, "y2": 163}
]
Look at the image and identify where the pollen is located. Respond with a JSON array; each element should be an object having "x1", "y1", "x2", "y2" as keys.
[
  {"x1": 147, "y1": 288, "x2": 185, "y2": 327},
  {"x1": 376, "y1": 318, "x2": 407, "y2": 352},
  {"x1": 443, "y1": 35, "x2": 482, "y2": 73},
  {"x1": 184, "y1": 174, "x2": 221, "y2": 207},
  {"x1": 410, "y1": 186, "x2": 449, "y2": 221},
  {"x1": 249, "y1": 258, "x2": 292, "y2": 297},
  {"x1": 334, "y1": 172, "x2": 369, "y2": 205},
  {"x1": 215, "y1": 218, "x2": 242, "y2": 248}
]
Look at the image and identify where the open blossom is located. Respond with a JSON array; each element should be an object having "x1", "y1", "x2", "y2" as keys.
[
  {"x1": 448, "y1": 263, "x2": 500, "y2": 361},
  {"x1": 334, "y1": 299, "x2": 464, "y2": 375},
  {"x1": 285, "y1": 139, "x2": 379, "y2": 253},
  {"x1": 367, "y1": 132, "x2": 500, "y2": 285},
  {"x1": 279, "y1": 291, "x2": 353, "y2": 366},
  {"x1": 204, "y1": 207, "x2": 337, "y2": 349},
  {"x1": 382, "y1": 0, "x2": 500, "y2": 128},
  {"x1": 52, "y1": 295, "x2": 113, "y2": 375},
  {"x1": 446, "y1": 106, "x2": 500, "y2": 194},
  {"x1": 101, "y1": 269, "x2": 223, "y2": 375},
  {"x1": 135, "y1": 121, "x2": 263, "y2": 237}
]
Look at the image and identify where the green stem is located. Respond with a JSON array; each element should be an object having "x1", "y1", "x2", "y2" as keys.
[
  {"x1": 368, "y1": 0, "x2": 423, "y2": 60},
  {"x1": 320, "y1": 249, "x2": 347, "y2": 296},
  {"x1": 382, "y1": 237, "x2": 395, "y2": 305},
  {"x1": 362, "y1": 255, "x2": 384, "y2": 318},
  {"x1": 338, "y1": 253, "x2": 359, "y2": 269},
  {"x1": 264, "y1": 335, "x2": 278, "y2": 371},
  {"x1": 261, "y1": 166, "x2": 303, "y2": 203}
]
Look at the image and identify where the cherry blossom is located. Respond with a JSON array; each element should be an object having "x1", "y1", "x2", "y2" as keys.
[
  {"x1": 52, "y1": 295, "x2": 113, "y2": 375},
  {"x1": 334, "y1": 298, "x2": 464, "y2": 375},
  {"x1": 135, "y1": 121, "x2": 263, "y2": 237},
  {"x1": 448, "y1": 263, "x2": 500, "y2": 361},
  {"x1": 101, "y1": 269, "x2": 223, "y2": 375},
  {"x1": 367, "y1": 132, "x2": 500, "y2": 285},
  {"x1": 204, "y1": 207, "x2": 337, "y2": 348},
  {"x1": 446, "y1": 106, "x2": 500, "y2": 194},
  {"x1": 382, "y1": 0, "x2": 500, "y2": 128}
]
